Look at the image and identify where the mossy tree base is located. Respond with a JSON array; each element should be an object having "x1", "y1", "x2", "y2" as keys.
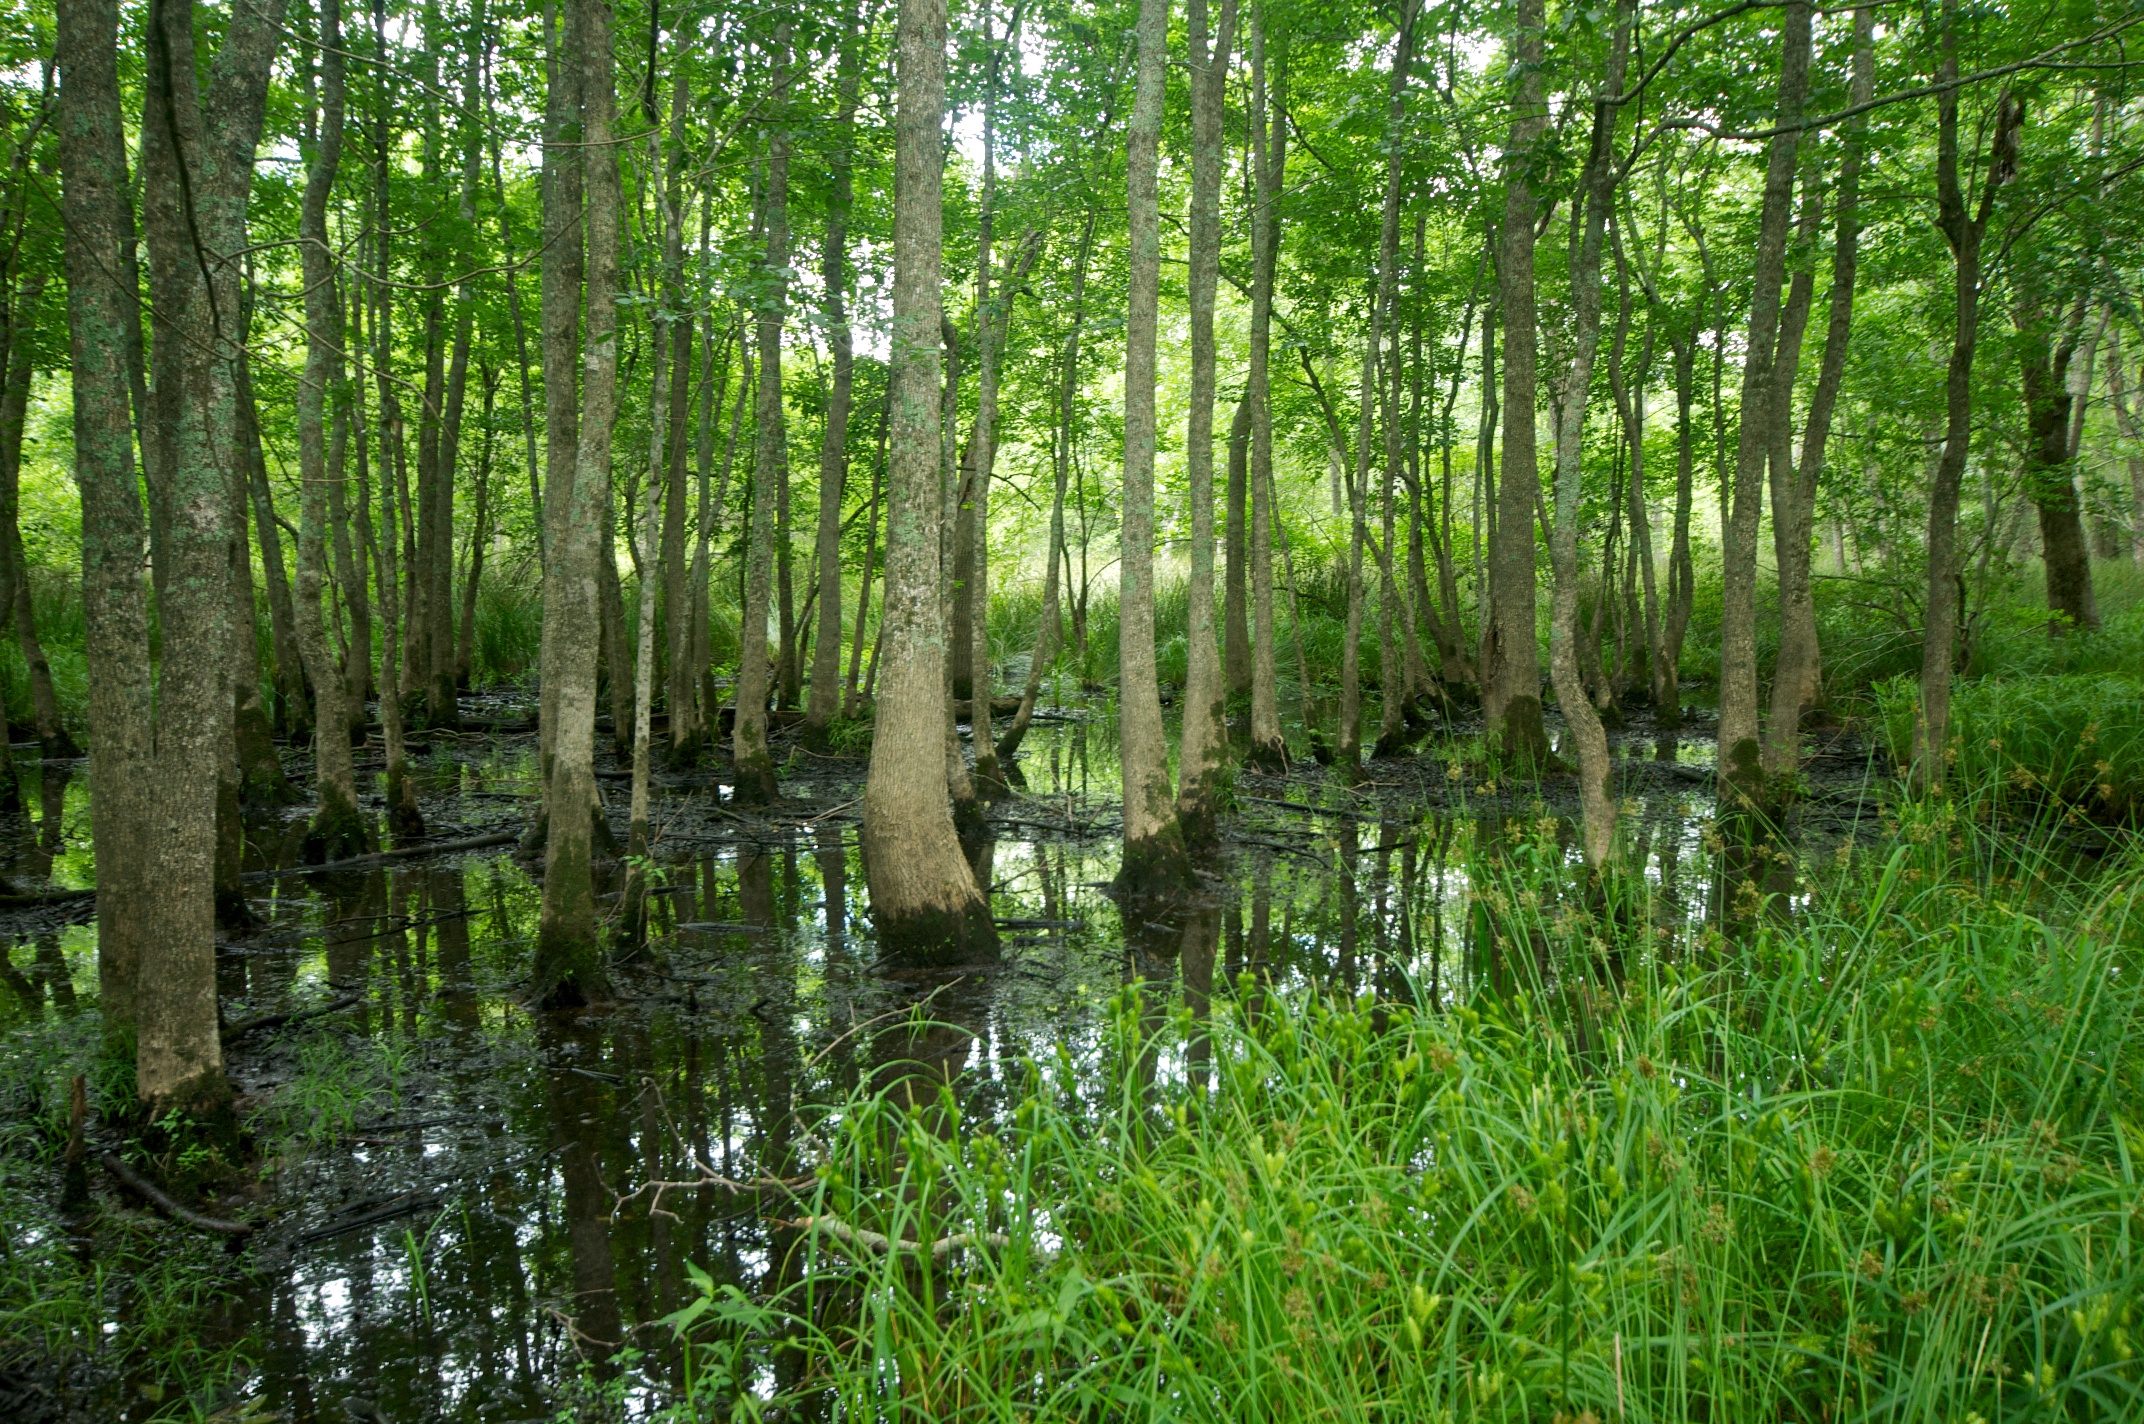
[
  {"x1": 302, "y1": 790, "x2": 376, "y2": 864},
  {"x1": 1492, "y1": 693, "x2": 1552, "y2": 771},
  {"x1": 731, "y1": 756, "x2": 782, "y2": 805},
  {"x1": 1244, "y1": 737, "x2": 1288, "y2": 773},
  {"x1": 532, "y1": 924, "x2": 611, "y2": 1010},
  {"x1": 1114, "y1": 827, "x2": 1193, "y2": 903}
]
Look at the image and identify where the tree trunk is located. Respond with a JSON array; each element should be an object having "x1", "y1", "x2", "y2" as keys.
[
  {"x1": 1543, "y1": 0, "x2": 1628, "y2": 869},
  {"x1": 1245, "y1": 13, "x2": 1287, "y2": 770},
  {"x1": 536, "y1": 0, "x2": 584, "y2": 830},
  {"x1": 1176, "y1": 0, "x2": 1239, "y2": 841},
  {"x1": 2019, "y1": 302, "x2": 2098, "y2": 635},
  {"x1": 1483, "y1": 0, "x2": 1549, "y2": 767},
  {"x1": 239, "y1": 349, "x2": 304, "y2": 734},
  {"x1": 654, "y1": 54, "x2": 692, "y2": 748},
  {"x1": 134, "y1": 0, "x2": 286, "y2": 1115},
  {"x1": 863, "y1": 0, "x2": 994, "y2": 962},
  {"x1": 1223, "y1": 387, "x2": 1252, "y2": 697},
  {"x1": 1002, "y1": 209, "x2": 1098, "y2": 762},
  {"x1": 1765, "y1": 6, "x2": 1874, "y2": 783},
  {"x1": 56, "y1": 0, "x2": 156, "y2": 1048},
  {"x1": 1116, "y1": 0, "x2": 1190, "y2": 896},
  {"x1": 0, "y1": 285, "x2": 76, "y2": 760},
  {"x1": 293, "y1": 0, "x2": 369, "y2": 861},
  {"x1": 454, "y1": 369, "x2": 494, "y2": 685},
  {"x1": 534, "y1": 0, "x2": 617, "y2": 1006},
  {"x1": 1914, "y1": 4, "x2": 2020, "y2": 791},
  {"x1": 733, "y1": 27, "x2": 791, "y2": 803},
  {"x1": 2104, "y1": 332, "x2": 2144, "y2": 566},
  {"x1": 1717, "y1": 0, "x2": 1810, "y2": 810},
  {"x1": 806, "y1": 6, "x2": 862, "y2": 744},
  {"x1": 847, "y1": 397, "x2": 887, "y2": 719},
  {"x1": 1366, "y1": 2, "x2": 1416, "y2": 764},
  {"x1": 228, "y1": 357, "x2": 293, "y2": 804}
]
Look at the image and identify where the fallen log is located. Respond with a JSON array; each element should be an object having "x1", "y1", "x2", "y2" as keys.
[
  {"x1": 245, "y1": 830, "x2": 519, "y2": 881},
  {"x1": 222, "y1": 993, "x2": 362, "y2": 1042}
]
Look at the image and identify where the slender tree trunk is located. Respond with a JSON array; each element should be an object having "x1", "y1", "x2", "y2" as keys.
[
  {"x1": 1176, "y1": 0, "x2": 1239, "y2": 840},
  {"x1": 806, "y1": 7, "x2": 862, "y2": 744},
  {"x1": 938, "y1": 319, "x2": 979, "y2": 826},
  {"x1": 1364, "y1": 2, "x2": 1415, "y2": 766},
  {"x1": 1607, "y1": 222, "x2": 1661, "y2": 712},
  {"x1": 1224, "y1": 387, "x2": 1251, "y2": 697},
  {"x1": 534, "y1": 0, "x2": 617, "y2": 1005},
  {"x1": 1716, "y1": 0, "x2": 1811, "y2": 809},
  {"x1": 1002, "y1": 209, "x2": 1098, "y2": 762},
  {"x1": 294, "y1": 0, "x2": 368, "y2": 860},
  {"x1": 1914, "y1": 4, "x2": 2020, "y2": 791},
  {"x1": 238, "y1": 350, "x2": 304, "y2": 733},
  {"x1": 1245, "y1": 12, "x2": 1287, "y2": 769},
  {"x1": 56, "y1": 0, "x2": 156, "y2": 1047},
  {"x1": 733, "y1": 27, "x2": 791, "y2": 802},
  {"x1": 1117, "y1": 0, "x2": 1190, "y2": 894},
  {"x1": 656, "y1": 55, "x2": 692, "y2": 743},
  {"x1": 455, "y1": 369, "x2": 494, "y2": 684},
  {"x1": 2104, "y1": 332, "x2": 2144, "y2": 566},
  {"x1": 2020, "y1": 302, "x2": 2098, "y2": 635},
  {"x1": 1543, "y1": 0, "x2": 1628, "y2": 868},
  {"x1": 1484, "y1": 0, "x2": 1549, "y2": 767},
  {"x1": 1765, "y1": 6, "x2": 1874, "y2": 781},
  {"x1": 536, "y1": 0, "x2": 583, "y2": 830},
  {"x1": 228, "y1": 356, "x2": 292, "y2": 802},
  {"x1": 134, "y1": 0, "x2": 286, "y2": 1115},
  {"x1": 864, "y1": 0, "x2": 994, "y2": 962},
  {"x1": 847, "y1": 396, "x2": 887, "y2": 719},
  {"x1": 334, "y1": 266, "x2": 373, "y2": 720},
  {"x1": 0, "y1": 286, "x2": 75, "y2": 760}
]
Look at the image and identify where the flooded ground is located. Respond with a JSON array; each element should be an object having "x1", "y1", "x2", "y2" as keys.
[{"x1": 0, "y1": 692, "x2": 1889, "y2": 1421}]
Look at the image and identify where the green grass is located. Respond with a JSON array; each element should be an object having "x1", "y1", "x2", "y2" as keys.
[
  {"x1": 1875, "y1": 674, "x2": 2144, "y2": 822},
  {"x1": 665, "y1": 808, "x2": 2144, "y2": 1422}
]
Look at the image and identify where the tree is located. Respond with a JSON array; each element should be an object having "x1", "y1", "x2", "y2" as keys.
[{"x1": 862, "y1": 0, "x2": 994, "y2": 962}]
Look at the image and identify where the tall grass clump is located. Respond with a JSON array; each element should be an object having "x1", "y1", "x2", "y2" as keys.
[
  {"x1": 1875, "y1": 674, "x2": 2144, "y2": 822},
  {"x1": 668, "y1": 807, "x2": 2144, "y2": 1422}
]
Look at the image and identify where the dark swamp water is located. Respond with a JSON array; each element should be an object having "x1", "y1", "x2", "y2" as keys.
[{"x1": 0, "y1": 693, "x2": 1890, "y2": 1421}]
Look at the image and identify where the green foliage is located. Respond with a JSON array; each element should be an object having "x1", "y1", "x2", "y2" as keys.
[
  {"x1": 1875, "y1": 674, "x2": 2144, "y2": 822},
  {"x1": 663, "y1": 813, "x2": 2144, "y2": 1422}
]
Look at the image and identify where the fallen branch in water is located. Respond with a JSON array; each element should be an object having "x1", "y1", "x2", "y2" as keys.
[
  {"x1": 777, "y1": 1214, "x2": 1010, "y2": 1259},
  {"x1": 245, "y1": 830, "x2": 519, "y2": 881},
  {"x1": 100, "y1": 1153, "x2": 254, "y2": 1236},
  {"x1": 615, "y1": 1167, "x2": 817, "y2": 1222},
  {"x1": 222, "y1": 993, "x2": 362, "y2": 1042}
]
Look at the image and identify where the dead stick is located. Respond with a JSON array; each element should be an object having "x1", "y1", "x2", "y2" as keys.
[
  {"x1": 99, "y1": 1153, "x2": 254, "y2": 1237},
  {"x1": 244, "y1": 831, "x2": 519, "y2": 881},
  {"x1": 776, "y1": 1214, "x2": 1009, "y2": 1259},
  {"x1": 222, "y1": 993, "x2": 363, "y2": 1042}
]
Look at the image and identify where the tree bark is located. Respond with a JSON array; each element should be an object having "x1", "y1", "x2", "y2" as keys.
[
  {"x1": 806, "y1": 4, "x2": 862, "y2": 744},
  {"x1": 1245, "y1": 13, "x2": 1287, "y2": 769},
  {"x1": 733, "y1": 26, "x2": 791, "y2": 803},
  {"x1": 2019, "y1": 299, "x2": 2098, "y2": 635},
  {"x1": 1365, "y1": 2, "x2": 1416, "y2": 765},
  {"x1": 534, "y1": 0, "x2": 618, "y2": 1005},
  {"x1": 1717, "y1": 0, "x2": 1810, "y2": 810},
  {"x1": 56, "y1": 0, "x2": 156, "y2": 1048},
  {"x1": 1914, "y1": 3, "x2": 2020, "y2": 791},
  {"x1": 1764, "y1": 7, "x2": 1874, "y2": 783},
  {"x1": 1543, "y1": 0, "x2": 1628, "y2": 869},
  {"x1": 2104, "y1": 331, "x2": 2144, "y2": 566},
  {"x1": 1483, "y1": 0, "x2": 1549, "y2": 767},
  {"x1": 1002, "y1": 209, "x2": 1098, "y2": 763},
  {"x1": 294, "y1": 0, "x2": 369, "y2": 861},
  {"x1": 1117, "y1": 0, "x2": 1190, "y2": 895},
  {"x1": 1175, "y1": 0, "x2": 1239, "y2": 840},
  {"x1": 536, "y1": 0, "x2": 583, "y2": 826},
  {"x1": 863, "y1": 0, "x2": 994, "y2": 962},
  {"x1": 134, "y1": 0, "x2": 287, "y2": 1114}
]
